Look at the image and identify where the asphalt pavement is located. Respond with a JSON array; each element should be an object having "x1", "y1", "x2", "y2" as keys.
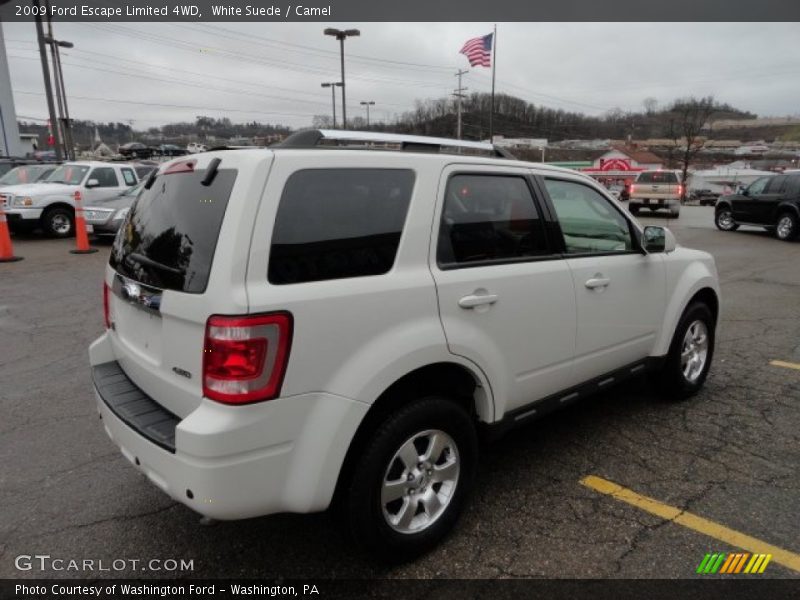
[{"x1": 1, "y1": 206, "x2": 798, "y2": 580}]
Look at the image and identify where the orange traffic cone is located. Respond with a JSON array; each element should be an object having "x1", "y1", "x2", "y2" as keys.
[
  {"x1": 70, "y1": 190, "x2": 98, "y2": 255},
  {"x1": 0, "y1": 203, "x2": 23, "y2": 263}
]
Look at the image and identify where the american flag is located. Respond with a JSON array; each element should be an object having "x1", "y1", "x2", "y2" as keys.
[{"x1": 459, "y1": 33, "x2": 493, "y2": 67}]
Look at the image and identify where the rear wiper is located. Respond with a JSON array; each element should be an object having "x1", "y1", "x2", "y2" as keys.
[{"x1": 126, "y1": 253, "x2": 182, "y2": 275}]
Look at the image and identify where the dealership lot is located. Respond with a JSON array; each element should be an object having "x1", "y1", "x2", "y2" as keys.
[{"x1": 1, "y1": 206, "x2": 798, "y2": 579}]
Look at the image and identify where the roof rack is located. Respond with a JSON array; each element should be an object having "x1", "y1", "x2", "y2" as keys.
[{"x1": 277, "y1": 129, "x2": 518, "y2": 160}]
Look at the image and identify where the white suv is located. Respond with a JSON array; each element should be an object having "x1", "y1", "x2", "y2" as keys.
[{"x1": 89, "y1": 130, "x2": 719, "y2": 560}]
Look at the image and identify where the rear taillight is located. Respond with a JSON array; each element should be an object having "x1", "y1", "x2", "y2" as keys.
[
  {"x1": 630, "y1": 184, "x2": 636, "y2": 194},
  {"x1": 202, "y1": 313, "x2": 293, "y2": 405},
  {"x1": 103, "y1": 282, "x2": 111, "y2": 329},
  {"x1": 677, "y1": 184, "x2": 684, "y2": 195}
]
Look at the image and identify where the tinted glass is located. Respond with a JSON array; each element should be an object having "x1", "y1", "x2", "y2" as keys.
[
  {"x1": 46, "y1": 164, "x2": 89, "y2": 185},
  {"x1": 438, "y1": 174, "x2": 549, "y2": 266},
  {"x1": 747, "y1": 177, "x2": 771, "y2": 195},
  {"x1": 765, "y1": 176, "x2": 787, "y2": 194},
  {"x1": 545, "y1": 179, "x2": 633, "y2": 254},
  {"x1": 121, "y1": 168, "x2": 137, "y2": 186},
  {"x1": 110, "y1": 169, "x2": 236, "y2": 293},
  {"x1": 269, "y1": 169, "x2": 414, "y2": 285},
  {"x1": 90, "y1": 167, "x2": 119, "y2": 187},
  {"x1": 637, "y1": 171, "x2": 678, "y2": 184}
]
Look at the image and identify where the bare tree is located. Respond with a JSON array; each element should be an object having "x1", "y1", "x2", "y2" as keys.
[
  {"x1": 311, "y1": 115, "x2": 333, "y2": 128},
  {"x1": 643, "y1": 97, "x2": 658, "y2": 115},
  {"x1": 665, "y1": 96, "x2": 716, "y2": 202}
]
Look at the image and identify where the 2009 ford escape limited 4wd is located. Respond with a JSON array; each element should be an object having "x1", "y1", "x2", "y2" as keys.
[{"x1": 89, "y1": 130, "x2": 720, "y2": 560}]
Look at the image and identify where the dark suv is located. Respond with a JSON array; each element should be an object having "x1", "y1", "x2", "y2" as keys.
[{"x1": 714, "y1": 173, "x2": 800, "y2": 241}]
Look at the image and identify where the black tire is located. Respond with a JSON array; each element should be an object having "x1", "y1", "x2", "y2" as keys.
[
  {"x1": 41, "y1": 207, "x2": 74, "y2": 238},
  {"x1": 715, "y1": 207, "x2": 739, "y2": 231},
  {"x1": 343, "y1": 395, "x2": 478, "y2": 562},
  {"x1": 655, "y1": 302, "x2": 715, "y2": 400},
  {"x1": 775, "y1": 211, "x2": 798, "y2": 241},
  {"x1": 629, "y1": 204, "x2": 639, "y2": 215}
]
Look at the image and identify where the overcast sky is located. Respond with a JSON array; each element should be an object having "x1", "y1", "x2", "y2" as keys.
[{"x1": 3, "y1": 22, "x2": 800, "y2": 131}]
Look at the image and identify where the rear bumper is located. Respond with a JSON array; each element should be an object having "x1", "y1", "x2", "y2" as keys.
[
  {"x1": 89, "y1": 334, "x2": 369, "y2": 520},
  {"x1": 630, "y1": 198, "x2": 679, "y2": 207}
]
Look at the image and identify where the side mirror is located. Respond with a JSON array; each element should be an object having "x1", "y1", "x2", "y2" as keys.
[
  {"x1": 740, "y1": 186, "x2": 749, "y2": 196},
  {"x1": 85, "y1": 179, "x2": 100, "y2": 188},
  {"x1": 643, "y1": 225, "x2": 677, "y2": 254}
]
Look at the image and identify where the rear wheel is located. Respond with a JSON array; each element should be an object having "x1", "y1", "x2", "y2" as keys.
[
  {"x1": 655, "y1": 302, "x2": 715, "y2": 400},
  {"x1": 715, "y1": 207, "x2": 738, "y2": 231},
  {"x1": 629, "y1": 204, "x2": 640, "y2": 215},
  {"x1": 41, "y1": 207, "x2": 74, "y2": 238},
  {"x1": 775, "y1": 212, "x2": 798, "y2": 241},
  {"x1": 343, "y1": 395, "x2": 478, "y2": 562}
]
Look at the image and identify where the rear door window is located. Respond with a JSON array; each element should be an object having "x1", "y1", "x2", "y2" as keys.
[
  {"x1": 637, "y1": 171, "x2": 678, "y2": 184},
  {"x1": 438, "y1": 174, "x2": 550, "y2": 267},
  {"x1": 765, "y1": 176, "x2": 787, "y2": 194},
  {"x1": 268, "y1": 169, "x2": 414, "y2": 285},
  {"x1": 109, "y1": 168, "x2": 237, "y2": 293},
  {"x1": 121, "y1": 168, "x2": 137, "y2": 186}
]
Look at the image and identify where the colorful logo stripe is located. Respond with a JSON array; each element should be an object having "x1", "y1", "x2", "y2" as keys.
[{"x1": 697, "y1": 552, "x2": 772, "y2": 574}]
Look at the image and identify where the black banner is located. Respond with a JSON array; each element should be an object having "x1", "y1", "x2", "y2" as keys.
[
  {"x1": 2, "y1": 579, "x2": 800, "y2": 600},
  {"x1": 1, "y1": 0, "x2": 800, "y2": 22}
]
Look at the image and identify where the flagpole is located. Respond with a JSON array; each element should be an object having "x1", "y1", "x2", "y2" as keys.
[{"x1": 489, "y1": 24, "x2": 497, "y2": 141}]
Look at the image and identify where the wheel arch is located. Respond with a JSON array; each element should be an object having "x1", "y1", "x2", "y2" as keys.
[
  {"x1": 652, "y1": 261, "x2": 720, "y2": 357},
  {"x1": 330, "y1": 361, "x2": 488, "y2": 510}
]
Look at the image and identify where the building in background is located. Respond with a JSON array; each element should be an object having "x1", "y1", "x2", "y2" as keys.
[{"x1": 0, "y1": 22, "x2": 26, "y2": 157}]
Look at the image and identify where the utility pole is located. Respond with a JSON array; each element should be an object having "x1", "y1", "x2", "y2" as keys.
[
  {"x1": 33, "y1": 0, "x2": 62, "y2": 160},
  {"x1": 321, "y1": 82, "x2": 341, "y2": 128},
  {"x1": 360, "y1": 101, "x2": 375, "y2": 127},
  {"x1": 453, "y1": 69, "x2": 468, "y2": 140}
]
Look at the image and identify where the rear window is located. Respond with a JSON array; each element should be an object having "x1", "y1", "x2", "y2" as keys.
[
  {"x1": 268, "y1": 169, "x2": 414, "y2": 285},
  {"x1": 636, "y1": 171, "x2": 678, "y2": 184},
  {"x1": 109, "y1": 168, "x2": 237, "y2": 293}
]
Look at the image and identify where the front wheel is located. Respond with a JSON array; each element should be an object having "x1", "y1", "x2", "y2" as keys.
[
  {"x1": 343, "y1": 396, "x2": 478, "y2": 562},
  {"x1": 655, "y1": 302, "x2": 715, "y2": 400},
  {"x1": 715, "y1": 207, "x2": 738, "y2": 231},
  {"x1": 41, "y1": 207, "x2": 74, "y2": 238},
  {"x1": 775, "y1": 212, "x2": 798, "y2": 241}
]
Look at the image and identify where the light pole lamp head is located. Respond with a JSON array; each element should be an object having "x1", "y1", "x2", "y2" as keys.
[{"x1": 324, "y1": 28, "x2": 360, "y2": 40}]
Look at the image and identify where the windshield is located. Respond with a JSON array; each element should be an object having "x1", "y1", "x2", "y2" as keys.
[{"x1": 45, "y1": 165, "x2": 90, "y2": 185}]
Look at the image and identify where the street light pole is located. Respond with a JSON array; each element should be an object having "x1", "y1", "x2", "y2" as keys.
[
  {"x1": 360, "y1": 101, "x2": 375, "y2": 127},
  {"x1": 33, "y1": 0, "x2": 62, "y2": 160},
  {"x1": 321, "y1": 82, "x2": 342, "y2": 128},
  {"x1": 44, "y1": 30, "x2": 75, "y2": 160},
  {"x1": 324, "y1": 28, "x2": 360, "y2": 130}
]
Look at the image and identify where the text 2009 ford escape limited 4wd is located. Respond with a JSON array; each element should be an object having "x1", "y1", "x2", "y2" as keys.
[{"x1": 89, "y1": 130, "x2": 720, "y2": 560}]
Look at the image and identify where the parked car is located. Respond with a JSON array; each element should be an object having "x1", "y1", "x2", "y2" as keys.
[
  {"x1": 83, "y1": 180, "x2": 144, "y2": 237},
  {"x1": 714, "y1": 173, "x2": 800, "y2": 241},
  {"x1": 689, "y1": 189, "x2": 720, "y2": 206},
  {"x1": 629, "y1": 170, "x2": 684, "y2": 217},
  {"x1": 129, "y1": 161, "x2": 158, "y2": 180},
  {"x1": 186, "y1": 142, "x2": 208, "y2": 153},
  {"x1": 118, "y1": 142, "x2": 153, "y2": 159},
  {"x1": 1, "y1": 161, "x2": 139, "y2": 237},
  {"x1": 0, "y1": 164, "x2": 58, "y2": 187},
  {"x1": 156, "y1": 144, "x2": 187, "y2": 157},
  {"x1": 89, "y1": 130, "x2": 720, "y2": 561}
]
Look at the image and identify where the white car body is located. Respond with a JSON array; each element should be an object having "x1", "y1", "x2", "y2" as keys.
[
  {"x1": 89, "y1": 134, "x2": 720, "y2": 525},
  {"x1": 1, "y1": 161, "x2": 139, "y2": 234}
]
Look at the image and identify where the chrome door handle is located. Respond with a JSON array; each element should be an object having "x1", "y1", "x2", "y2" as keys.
[
  {"x1": 458, "y1": 293, "x2": 499, "y2": 309},
  {"x1": 585, "y1": 277, "x2": 611, "y2": 289}
]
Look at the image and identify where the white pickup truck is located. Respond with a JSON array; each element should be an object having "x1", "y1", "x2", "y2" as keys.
[{"x1": 0, "y1": 161, "x2": 139, "y2": 237}]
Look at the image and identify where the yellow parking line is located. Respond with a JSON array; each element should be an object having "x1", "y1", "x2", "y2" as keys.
[
  {"x1": 580, "y1": 475, "x2": 800, "y2": 573},
  {"x1": 770, "y1": 360, "x2": 800, "y2": 372}
]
